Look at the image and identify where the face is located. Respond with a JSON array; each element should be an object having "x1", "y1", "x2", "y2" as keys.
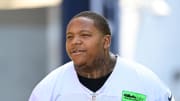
[{"x1": 66, "y1": 17, "x2": 110, "y2": 68}]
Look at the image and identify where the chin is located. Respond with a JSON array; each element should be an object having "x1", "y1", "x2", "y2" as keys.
[{"x1": 73, "y1": 61, "x2": 86, "y2": 67}]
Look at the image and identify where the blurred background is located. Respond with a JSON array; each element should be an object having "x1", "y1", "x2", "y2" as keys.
[{"x1": 0, "y1": 0, "x2": 179, "y2": 100}]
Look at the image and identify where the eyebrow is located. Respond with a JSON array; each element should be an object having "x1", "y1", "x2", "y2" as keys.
[
  {"x1": 79, "y1": 30, "x2": 93, "y2": 34},
  {"x1": 66, "y1": 30, "x2": 92, "y2": 35},
  {"x1": 66, "y1": 32, "x2": 73, "y2": 35}
]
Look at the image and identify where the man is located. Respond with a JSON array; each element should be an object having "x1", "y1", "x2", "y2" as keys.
[{"x1": 29, "y1": 11, "x2": 175, "y2": 101}]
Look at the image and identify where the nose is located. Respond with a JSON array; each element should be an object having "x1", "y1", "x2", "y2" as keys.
[{"x1": 71, "y1": 36, "x2": 82, "y2": 45}]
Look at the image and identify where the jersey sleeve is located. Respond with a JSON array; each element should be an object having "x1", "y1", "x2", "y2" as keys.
[
  {"x1": 28, "y1": 76, "x2": 56, "y2": 101},
  {"x1": 29, "y1": 93, "x2": 39, "y2": 101},
  {"x1": 28, "y1": 67, "x2": 62, "y2": 101},
  {"x1": 156, "y1": 90, "x2": 175, "y2": 101}
]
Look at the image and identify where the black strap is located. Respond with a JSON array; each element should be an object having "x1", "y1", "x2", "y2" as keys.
[{"x1": 168, "y1": 93, "x2": 172, "y2": 101}]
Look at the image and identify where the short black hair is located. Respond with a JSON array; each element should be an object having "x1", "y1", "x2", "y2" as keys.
[{"x1": 72, "y1": 11, "x2": 111, "y2": 35}]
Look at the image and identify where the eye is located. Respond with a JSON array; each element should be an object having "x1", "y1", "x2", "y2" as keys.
[
  {"x1": 81, "y1": 33, "x2": 92, "y2": 38},
  {"x1": 66, "y1": 35, "x2": 73, "y2": 40}
]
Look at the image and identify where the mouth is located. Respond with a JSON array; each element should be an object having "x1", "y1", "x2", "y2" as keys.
[{"x1": 70, "y1": 49, "x2": 86, "y2": 55}]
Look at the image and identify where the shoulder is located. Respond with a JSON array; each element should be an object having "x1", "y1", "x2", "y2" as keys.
[
  {"x1": 117, "y1": 56, "x2": 161, "y2": 82},
  {"x1": 117, "y1": 56, "x2": 168, "y2": 88},
  {"x1": 116, "y1": 56, "x2": 173, "y2": 100},
  {"x1": 116, "y1": 56, "x2": 157, "y2": 78},
  {"x1": 37, "y1": 61, "x2": 74, "y2": 87},
  {"x1": 29, "y1": 61, "x2": 74, "y2": 101}
]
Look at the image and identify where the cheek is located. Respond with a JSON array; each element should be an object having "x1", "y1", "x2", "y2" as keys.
[
  {"x1": 86, "y1": 41, "x2": 104, "y2": 55},
  {"x1": 65, "y1": 42, "x2": 71, "y2": 57}
]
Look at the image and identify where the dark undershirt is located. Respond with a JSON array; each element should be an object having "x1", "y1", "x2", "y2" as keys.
[{"x1": 77, "y1": 72, "x2": 112, "y2": 92}]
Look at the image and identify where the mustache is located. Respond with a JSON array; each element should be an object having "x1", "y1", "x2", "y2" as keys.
[{"x1": 70, "y1": 48, "x2": 86, "y2": 53}]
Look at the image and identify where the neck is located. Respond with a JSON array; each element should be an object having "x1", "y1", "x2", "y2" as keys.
[{"x1": 75, "y1": 53, "x2": 116, "y2": 79}]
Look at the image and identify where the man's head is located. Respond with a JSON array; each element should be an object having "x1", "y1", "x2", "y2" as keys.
[
  {"x1": 72, "y1": 11, "x2": 111, "y2": 36},
  {"x1": 66, "y1": 11, "x2": 112, "y2": 68}
]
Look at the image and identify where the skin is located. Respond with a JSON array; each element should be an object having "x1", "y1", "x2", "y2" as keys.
[{"x1": 66, "y1": 17, "x2": 116, "y2": 79}]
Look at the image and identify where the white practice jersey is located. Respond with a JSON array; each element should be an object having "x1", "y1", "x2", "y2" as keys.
[{"x1": 29, "y1": 56, "x2": 175, "y2": 101}]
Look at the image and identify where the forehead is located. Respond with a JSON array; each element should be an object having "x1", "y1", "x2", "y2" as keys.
[
  {"x1": 66, "y1": 17, "x2": 95, "y2": 31},
  {"x1": 69, "y1": 17, "x2": 94, "y2": 25}
]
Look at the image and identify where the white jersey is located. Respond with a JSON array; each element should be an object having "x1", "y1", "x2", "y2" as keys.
[{"x1": 29, "y1": 56, "x2": 175, "y2": 101}]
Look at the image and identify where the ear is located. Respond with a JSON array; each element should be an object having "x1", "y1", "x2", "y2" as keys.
[{"x1": 103, "y1": 35, "x2": 111, "y2": 49}]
